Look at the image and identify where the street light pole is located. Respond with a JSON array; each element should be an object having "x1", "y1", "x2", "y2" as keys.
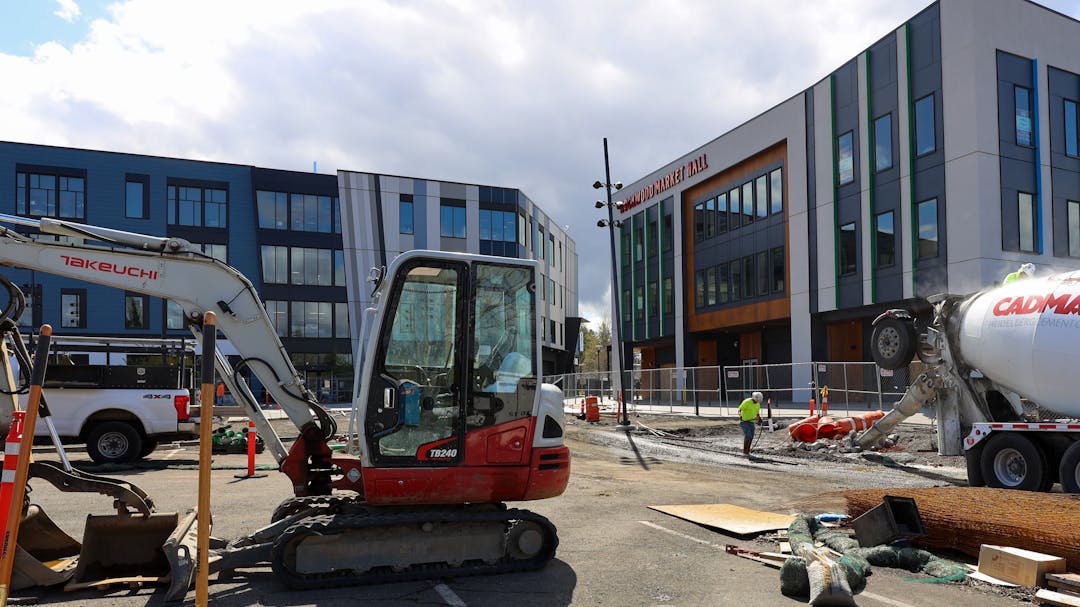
[{"x1": 595, "y1": 137, "x2": 630, "y2": 428}]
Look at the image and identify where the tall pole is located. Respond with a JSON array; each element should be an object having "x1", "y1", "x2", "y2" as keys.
[{"x1": 602, "y1": 138, "x2": 629, "y2": 427}]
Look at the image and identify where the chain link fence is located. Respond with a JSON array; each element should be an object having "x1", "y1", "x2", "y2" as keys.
[{"x1": 552, "y1": 360, "x2": 918, "y2": 419}]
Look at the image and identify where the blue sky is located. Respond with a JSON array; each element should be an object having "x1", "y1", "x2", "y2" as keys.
[
  {"x1": 2, "y1": 0, "x2": 1080, "y2": 324},
  {"x1": 0, "y1": 1, "x2": 111, "y2": 55}
]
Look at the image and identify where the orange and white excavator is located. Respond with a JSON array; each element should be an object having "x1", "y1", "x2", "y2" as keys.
[{"x1": 0, "y1": 212, "x2": 570, "y2": 597}]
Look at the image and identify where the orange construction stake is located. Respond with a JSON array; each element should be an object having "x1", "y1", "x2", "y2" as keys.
[
  {"x1": 196, "y1": 313, "x2": 216, "y2": 607},
  {"x1": 0, "y1": 412, "x2": 25, "y2": 554},
  {"x1": 0, "y1": 325, "x2": 53, "y2": 607}
]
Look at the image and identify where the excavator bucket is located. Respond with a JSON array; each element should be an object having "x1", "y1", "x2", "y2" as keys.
[
  {"x1": 10, "y1": 505, "x2": 81, "y2": 590},
  {"x1": 65, "y1": 511, "x2": 182, "y2": 591}
]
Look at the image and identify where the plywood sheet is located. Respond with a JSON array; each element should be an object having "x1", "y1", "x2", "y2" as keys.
[{"x1": 649, "y1": 504, "x2": 796, "y2": 536}]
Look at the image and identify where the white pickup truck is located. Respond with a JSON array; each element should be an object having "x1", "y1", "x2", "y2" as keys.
[{"x1": 20, "y1": 336, "x2": 199, "y2": 464}]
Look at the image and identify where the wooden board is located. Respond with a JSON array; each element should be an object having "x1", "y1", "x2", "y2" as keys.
[
  {"x1": 1048, "y1": 573, "x2": 1080, "y2": 592},
  {"x1": 648, "y1": 504, "x2": 796, "y2": 536},
  {"x1": 968, "y1": 571, "x2": 1020, "y2": 587},
  {"x1": 1035, "y1": 589, "x2": 1080, "y2": 607}
]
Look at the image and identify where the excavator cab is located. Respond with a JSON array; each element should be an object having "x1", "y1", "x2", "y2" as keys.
[{"x1": 361, "y1": 256, "x2": 541, "y2": 465}]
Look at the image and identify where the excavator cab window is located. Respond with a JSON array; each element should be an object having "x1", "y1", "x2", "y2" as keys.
[
  {"x1": 366, "y1": 261, "x2": 468, "y2": 465},
  {"x1": 469, "y1": 263, "x2": 537, "y2": 429}
]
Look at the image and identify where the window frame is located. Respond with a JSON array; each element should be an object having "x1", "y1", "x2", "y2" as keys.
[
  {"x1": 771, "y1": 247, "x2": 785, "y2": 293},
  {"x1": 1017, "y1": 191, "x2": 1037, "y2": 253},
  {"x1": 839, "y1": 222, "x2": 857, "y2": 276},
  {"x1": 837, "y1": 131, "x2": 855, "y2": 186},
  {"x1": 1068, "y1": 200, "x2": 1080, "y2": 258},
  {"x1": 1066, "y1": 99, "x2": 1079, "y2": 158},
  {"x1": 914, "y1": 94, "x2": 937, "y2": 156},
  {"x1": 399, "y1": 195, "x2": 414, "y2": 235},
  {"x1": 874, "y1": 113, "x2": 893, "y2": 172},
  {"x1": 1014, "y1": 85, "x2": 1034, "y2": 148},
  {"x1": 60, "y1": 288, "x2": 86, "y2": 329},
  {"x1": 124, "y1": 292, "x2": 150, "y2": 330},
  {"x1": 916, "y1": 198, "x2": 939, "y2": 259},
  {"x1": 875, "y1": 210, "x2": 896, "y2": 268},
  {"x1": 125, "y1": 173, "x2": 150, "y2": 219},
  {"x1": 769, "y1": 168, "x2": 783, "y2": 215},
  {"x1": 16, "y1": 165, "x2": 87, "y2": 220},
  {"x1": 167, "y1": 179, "x2": 229, "y2": 229},
  {"x1": 440, "y1": 201, "x2": 467, "y2": 239}
]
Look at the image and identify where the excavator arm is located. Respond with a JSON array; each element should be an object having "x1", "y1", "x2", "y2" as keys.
[{"x1": 0, "y1": 213, "x2": 332, "y2": 474}]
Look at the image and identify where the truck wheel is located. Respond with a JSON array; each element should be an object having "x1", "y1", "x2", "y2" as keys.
[
  {"x1": 86, "y1": 422, "x2": 144, "y2": 464},
  {"x1": 870, "y1": 317, "x2": 916, "y2": 370},
  {"x1": 138, "y1": 439, "x2": 159, "y2": 459},
  {"x1": 979, "y1": 433, "x2": 1047, "y2": 491},
  {"x1": 964, "y1": 444, "x2": 985, "y2": 487},
  {"x1": 1059, "y1": 441, "x2": 1080, "y2": 494}
]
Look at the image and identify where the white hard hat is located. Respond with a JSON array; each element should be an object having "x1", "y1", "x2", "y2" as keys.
[
  {"x1": 752, "y1": 391, "x2": 763, "y2": 402},
  {"x1": 1020, "y1": 263, "x2": 1035, "y2": 277}
]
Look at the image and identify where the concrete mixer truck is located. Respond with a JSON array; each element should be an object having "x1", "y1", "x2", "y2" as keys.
[{"x1": 860, "y1": 270, "x2": 1080, "y2": 494}]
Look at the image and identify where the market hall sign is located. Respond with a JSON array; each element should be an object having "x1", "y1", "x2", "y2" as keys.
[{"x1": 622, "y1": 154, "x2": 708, "y2": 212}]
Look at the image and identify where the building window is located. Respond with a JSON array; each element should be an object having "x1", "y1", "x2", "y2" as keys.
[
  {"x1": 1066, "y1": 100, "x2": 1079, "y2": 158},
  {"x1": 198, "y1": 243, "x2": 227, "y2": 263},
  {"x1": 915, "y1": 94, "x2": 936, "y2": 156},
  {"x1": 741, "y1": 182, "x2": 754, "y2": 226},
  {"x1": 730, "y1": 260, "x2": 742, "y2": 302},
  {"x1": 16, "y1": 170, "x2": 86, "y2": 219},
  {"x1": 742, "y1": 256, "x2": 754, "y2": 298},
  {"x1": 538, "y1": 227, "x2": 545, "y2": 259},
  {"x1": 16, "y1": 287, "x2": 36, "y2": 329},
  {"x1": 755, "y1": 175, "x2": 768, "y2": 219},
  {"x1": 440, "y1": 203, "x2": 466, "y2": 238},
  {"x1": 125, "y1": 174, "x2": 149, "y2": 219},
  {"x1": 716, "y1": 193, "x2": 729, "y2": 234},
  {"x1": 729, "y1": 187, "x2": 740, "y2": 230},
  {"x1": 663, "y1": 277, "x2": 673, "y2": 313},
  {"x1": 633, "y1": 217, "x2": 643, "y2": 261},
  {"x1": 335, "y1": 302, "x2": 349, "y2": 338},
  {"x1": 876, "y1": 211, "x2": 895, "y2": 268},
  {"x1": 168, "y1": 184, "x2": 227, "y2": 228},
  {"x1": 622, "y1": 289, "x2": 631, "y2": 323},
  {"x1": 167, "y1": 300, "x2": 185, "y2": 330},
  {"x1": 917, "y1": 198, "x2": 939, "y2": 259},
  {"x1": 635, "y1": 286, "x2": 644, "y2": 320},
  {"x1": 706, "y1": 267, "x2": 716, "y2": 306},
  {"x1": 256, "y1": 191, "x2": 288, "y2": 229},
  {"x1": 265, "y1": 301, "x2": 288, "y2": 337},
  {"x1": 703, "y1": 199, "x2": 714, "y2": 239},
  {"x1": 293, "y1": 247, "x2": 335, "y2": 286},
  {"x1": 124, "y1": 293, "x2": 149, "y2": 329},
  {"x1": 837, "y1": 131, "x2": 854, "y2": 186},
  {"x1": 648, "y1": 281, "x2": 658, "y2": 316},
  {"x1": 1018, "y1": 192, "x2": 1037, "y2": 252},
  {"x1": 290, "y1": 301, "x2": 333, "y2": 338},
  {"x1": 771, "y1": 247, "x2": 785, "y2": 293},
  {"x1": 769, "y1": 168, "x2": 783, "y2": 215},
  {"x1": 695, "y1": 270, "x2": 705, "y2": 309},
  {"x1": 718, "y1": 262, "x2": 730, "y2": 303},
  {"x1": 620, "y1": 226, "x2": 630, "y2": 262},
  {"x1": 874, "y1": 114, "x2": 893, "y2": 172},
  {"x1": 756, "y1": 251, "x2": 769, "y2": 296},
  {"x1": 839, "y1": 222, "x2": 857, "y2": 276},
  {"x1": 549, "y1": 234, "x2": 555, "y2": 263},
  {"x1": 60, "y1": 289, "x2": 85, "y2": 329},
  {"x1": 1015, "y1": 85, "x2": 1033, "y2": 147},
  {"x1": 399, "y1": 195, "x2": 414, "y2": 235},
  {"x1": 694, "y1": 203, "x2": 704, "y2": 242},
  {"x1": 1069, "y1": 200, "x2": 1080, "y2": 257},
  {"x1": 663, "y1": 212, "x2": 673, "y2": 251},
  {"x1": 290, "y1": 193, "x2": 333, "y2": 233},
  {"x1": 335, "y1": 250, "x2": 345, "y2": 286}
]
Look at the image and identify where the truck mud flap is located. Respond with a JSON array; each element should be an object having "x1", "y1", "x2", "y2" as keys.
[
  {"x1": 65, "y1": 511, "x2": 181, "y2": 591},
  {"x1": 10, "y1": 504, "x2": 81, "y2": 590}
]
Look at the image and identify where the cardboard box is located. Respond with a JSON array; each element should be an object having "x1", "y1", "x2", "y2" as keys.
[{"x1": 977, "y1": 545, "x2": 1066, "y2": 587}]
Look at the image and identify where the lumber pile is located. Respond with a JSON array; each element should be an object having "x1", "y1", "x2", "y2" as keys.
[{"x1": 841, "y1": 487, "x2": 1080, "y2": 572}]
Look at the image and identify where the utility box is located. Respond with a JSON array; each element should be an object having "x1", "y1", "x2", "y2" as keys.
[
  {"x1": 977, "y1": 545, "x2": 1066, "y2": 587},
  {"x1": 852, "y1": 495, "x2": 925, "y2": 547}
]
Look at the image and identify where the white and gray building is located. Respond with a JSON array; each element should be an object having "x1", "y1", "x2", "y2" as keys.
[
  {"x1": 614, "y1": 0, "x2": 1080, "y2": 393},
  {"x1": 338, "y1": 171, "x2": 580, "y2": 375}
]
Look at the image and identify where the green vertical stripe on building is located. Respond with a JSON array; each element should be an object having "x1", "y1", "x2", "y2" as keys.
[
  {"x1": 905, "y1": 23, "x2": 918, "y2": 293},
  {"x1": 830, "y1": 73, "x2": 841, "y2": 310},
  {"x1": 865, "y1": 50, "x2": 877, "y2": 304}
]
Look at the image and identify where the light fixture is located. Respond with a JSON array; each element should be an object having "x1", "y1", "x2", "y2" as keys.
[
  {"x1": 613, "y1": 182, "x2": 623, "y2": 190},
  {"x1": 597, "y1": 219, "x2": 607, "y2": 228},
  {"x1": 595, "y1": 200, "x2": 605, "y2": 209},
  {"x1": 592, "y1": 180, "x2": 604, "y2": 190}
]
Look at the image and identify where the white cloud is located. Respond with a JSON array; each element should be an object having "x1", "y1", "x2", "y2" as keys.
[
  {"x1": 3, "y1": 0, "x2": 1078, "y2": 310},
  {"x1": 54, "y1": 0, "x2": 81, "y2": 22}
]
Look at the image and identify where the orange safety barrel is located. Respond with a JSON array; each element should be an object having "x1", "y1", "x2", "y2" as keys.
[{"x1": 788, "y1": 415, "x2": 820, "y2": 443}]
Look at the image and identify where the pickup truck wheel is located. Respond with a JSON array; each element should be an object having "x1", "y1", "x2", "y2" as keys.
[
  {"x1": 870, "y1": 317, "x2": 916, "y2": 371},
  {"x1": 138, "y1": 439, "x2": 159, "y2": 459},
  {"x1": 1059, "y1": 441, "x2": 1080, "y2": 494},
  {"x1": 979, "y1": 433, "x2": 1047, "y2": 491},
  {"x1": 86, "y1": 422, "x2": 144, "y2": 464}
]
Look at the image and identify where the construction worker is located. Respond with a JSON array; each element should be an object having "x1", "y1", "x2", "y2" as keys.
[
  {"x1": 738, "y1": 391, "x2": 764, "y2": 457},
  {"x1": 1003, "y1": 262, "x2": 1035, "y2": 285}
]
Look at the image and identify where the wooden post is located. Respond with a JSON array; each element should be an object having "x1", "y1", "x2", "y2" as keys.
[
  {"x1": 196, "y1": 313, "x2": 216, "y2": 607},
  {"x1": 0, "y1": 325, "x2": 53, "y2": 607}
]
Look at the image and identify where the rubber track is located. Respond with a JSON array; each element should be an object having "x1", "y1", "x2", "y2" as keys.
[
  {"x1": 270, "y1": 508, "x2": 558, "y2": 589},
  {"x1": 270, "y1": 494, "x2": 358, "y2": 523}
]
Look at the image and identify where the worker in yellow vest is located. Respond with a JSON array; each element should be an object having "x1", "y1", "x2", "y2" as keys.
[
  {"x1": 738, "y1": 391, "x2": 764, "y2": 457},
  {"x1": 1003, "y1": 262, "x2": 1035, "y2": 285}
]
